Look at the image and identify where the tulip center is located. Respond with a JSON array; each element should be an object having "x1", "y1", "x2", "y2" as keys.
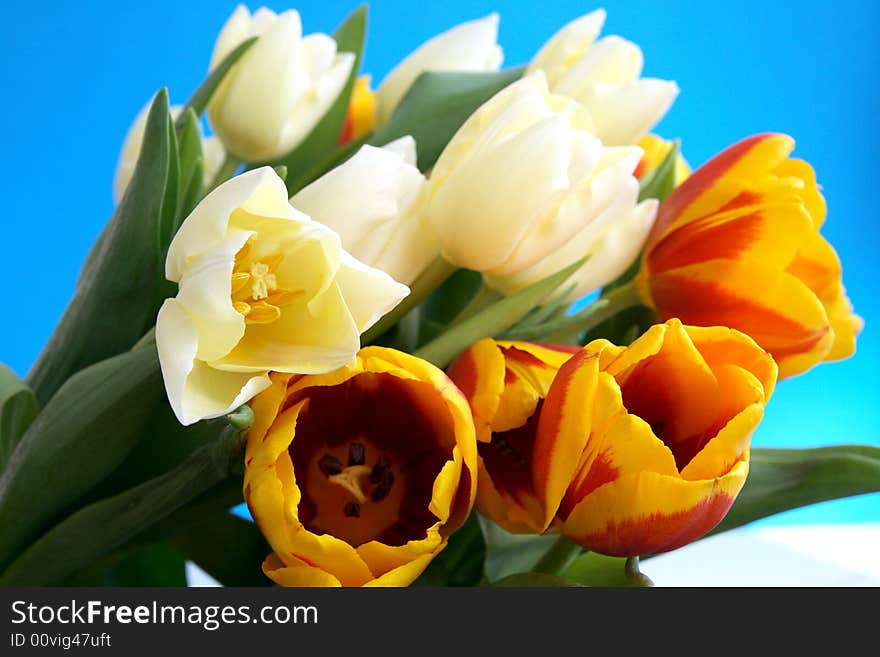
[
  {"x1": 288, "y1": 373, "x2": 455, "y2": 548},
  {"x1": 231, "y1": 240, "x2": 304, "y2": 325}
]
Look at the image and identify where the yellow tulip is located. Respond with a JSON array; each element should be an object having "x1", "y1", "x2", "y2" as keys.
[
  {"x1": 156, "y1": 167, "x2": 408, "y2": 425},
  {"x1": 244, "y1": 347, "x2": 478, "y2": 586}
]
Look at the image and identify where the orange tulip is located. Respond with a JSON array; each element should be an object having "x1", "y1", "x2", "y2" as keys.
[
  {"x1": 244, "y1": 347, "x2": 477, "y2": 586},
  {"x1": 338, "y1": 75, "x2": 376, "y2": 145},
  {"x1": 446, "y1": 340, "x2": 578, "y2": 533},
  {"x1": 448, "y1": 320, "x2": 777, "y2": 556},
  {"x1": 638, "y1": 133, "x2": 862, "y2": 377}
]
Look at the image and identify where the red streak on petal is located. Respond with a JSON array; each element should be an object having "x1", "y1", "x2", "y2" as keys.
[
  {"x1": 559, "y1": 450, "x2": 619, "y2": 519},
  {"x1": 576, "y1": 490, "x2": 736, "y2": 557}
]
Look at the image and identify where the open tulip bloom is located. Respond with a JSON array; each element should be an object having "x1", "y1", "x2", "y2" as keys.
[{"x1": 2, "y1": 3, "x2": 873, "y2": 591}]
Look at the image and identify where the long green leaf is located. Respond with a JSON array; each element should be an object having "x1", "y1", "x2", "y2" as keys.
[
  {"x1": 414, "y1": 513, "x2": 486, "y2": 586},
  {"x1": 0, "y1": 344, "x2": 163, "y2": 572},
  {"x1": 173, "y1": 108, "x2": 205, "y2": 236},
  {"x1": 102, "y1": 542, "x2": 187, "y2": 587},
  {"x1": 414, "y1": 257, "x2": 587, "y2": 368},
  {"x1": 371, "y1": 68, "x2": 524, "y2": 172},
  {"x1": 0, "y1": 424, "x2": 246, "y2": 586},
  {"x1": 176, "y1": 37, "x2": 258, "y2": 127},
  {"x1": 479, "y1": 516, "x2": 558, "y2": 583},
  {"x1": 270, "y1": 6, "x2": 367, "y2": 194},
  {"x1": 171, "y1": 512, "x2": 270, "y2": 587},
  {"x1": 27, "y1": 90, "x2": 174, "y2": 406},
  {"x1": 713, "y1": 445, "x2": 880, "y2": 534},
  {"x1": 0, "y1": 365, "x2": 37, "y2": 470},
  {"x1": 637, "y1": 141, "x2": 679, "y2": 203}
]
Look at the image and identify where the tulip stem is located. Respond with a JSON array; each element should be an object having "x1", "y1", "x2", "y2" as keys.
[
  {"x1": 625, "y1": 556, "x2": 655, "y2": 587},
  {"x1": 205, "y1": 154, "x2": 243, "y2": 194},
  {"x1": 363, "y1": 257, "x2": 458, "y2": 345},
  {"x1": 531, "y1": 536, "x2": 583, "y2": 575}
]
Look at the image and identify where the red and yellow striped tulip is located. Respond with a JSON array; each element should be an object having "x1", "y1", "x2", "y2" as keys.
[
  {"x1": 446, "y1": 340, "x2": 578, "y2": 533},
  {"x1": 633, "y1": 134, "x2": 690, "y2": 185},
  {"x1": 243, "y1": 347, "x2": 477, "y2": 586},
  {"x1": 638, "y1": 133, "x2": 862, "y2": 378},
  {"x1": 338, "y1": 75, "x2": 376, "y2": 145},
  {"x1": 449, "y1": 320, "x2": 777, "y2": 556}
]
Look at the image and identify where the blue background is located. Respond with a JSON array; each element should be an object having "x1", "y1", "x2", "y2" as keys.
[{"x1": 1, "y1": 0, "x2": 877, "y2": 524}]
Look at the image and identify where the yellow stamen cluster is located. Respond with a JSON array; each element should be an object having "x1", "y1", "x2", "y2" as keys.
[{"x1": 231, "y1": 240, "x2": 303, "y2": 324}]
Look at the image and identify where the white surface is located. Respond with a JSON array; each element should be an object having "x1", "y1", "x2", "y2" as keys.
[{"x1": 185, "y1": 524, "x2": 880, "y2": 587}]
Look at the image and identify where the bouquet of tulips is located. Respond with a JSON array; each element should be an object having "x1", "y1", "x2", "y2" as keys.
[{"x1": 0, "y1": 4, "x2": 874, "y2": 588}]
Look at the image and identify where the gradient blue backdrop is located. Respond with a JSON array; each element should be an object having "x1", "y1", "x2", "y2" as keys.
[{"x1": 2, "y1": 0, "x2": 877, "y2": 524}]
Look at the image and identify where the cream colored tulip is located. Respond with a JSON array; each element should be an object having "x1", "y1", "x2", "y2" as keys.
[
  {"x1": 291, "y1": 137, "x2": 437, "y2": 286},
  {"x1": 484, "y1": 146, "x2": 657, "y2": 300},
  {"x1": 113, "y1": 102, "x2": 225, "y2": 204},
  {"x1": 375, "y1": 14, "x2": 503, "y2": 126},
  {"x1": 156, "y1": 167, "x2": 409, "y2": 425},
  {"x1": 527, "y1": 9, "x2": 678, "y2": 145},
  {"x1": 207, "y1": 5, "x2": 355, "y2": 162},
  {"x1": 425, "y1": 72, "x2": 643, "y2": 280}
]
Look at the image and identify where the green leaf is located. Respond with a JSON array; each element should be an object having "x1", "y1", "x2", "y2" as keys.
[
  {"x1": 414, "y1": 513, "x2": 486, "y2": 586},
  {"x1": 479, "y1": 516, "x2": 558, "y2": 583},
  {"x1": 561, "y1": 553, "x2": 653, "y2": 587},
  {"x1": 638, "y1": 140, "x2": 679, "y2": 203},
  {"x1": 0, "y1": 344, "x2": 163, "y2": 573},
  {"x1": 713, "y1": 445, "x2": 880, "y2": 534},
  {"x1": 414, "y1": 257, "x2": 587, "y2": 368},
  {"x1": 176, "y1": 36, "x2": 258, "y2": 126},
  {"x1": 101, "y1": 542, "x2": 187, "y2": 587},
  {"x1": 174, "y1": 108, "x2": 205, "y2": 229},
  {"x1": 0, "y1": 365, "x2": 37, "y2": 471},
  {"x1": 27, "y1": 90, "x2": 175, "y2": 406},
  {"x1": 0, "y1": 424, "x2": 246, "y2": 586},
  {"x1": 171, "y1": 511, "x2": 270, "y2": 587},
  {"x1": 371, "y1": 68, "x2": 524, "y2": 172},
  {"x1": 269, "y1": 6, "x2": 367, "y2": 194},
  {"x1": 492, "y1": 572, "x2": 583, "y2": 587}
]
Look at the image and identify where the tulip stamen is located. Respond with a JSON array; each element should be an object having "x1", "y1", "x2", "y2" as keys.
[{"x1": 328, "y1": 465, "x2": 372, "y2": 504}]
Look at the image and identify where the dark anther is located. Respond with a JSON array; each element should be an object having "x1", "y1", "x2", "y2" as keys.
[
  {"x1": 343, "y1": 501, "x2": 361, "y2": 518},
  {"x1": 380, "y1": 468, "x2": 395, "y2": 488},
  {"x1": 348, "y1": 442, "x2": 366, "y2": 466},
  {"x1": 318, "y1": 454, "x2": 343, "y2": 476},
  {"x1": 370, "y1": 484, "x2": 390, "y2": 502},
  {"x1": 370, "y1": 455, "x2": 392, "y2": 483}
]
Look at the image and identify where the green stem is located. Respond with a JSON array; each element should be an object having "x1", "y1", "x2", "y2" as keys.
[
  {"x1": 531, "y1": 535, "x2": 583, "y2": 575},
  {"x1": 363, "y1": 257, "x2": 458, "y2": 344},
  {"x1": 625, "y1": 556, "x2": 654, "y2": 587},
  {"x1": 205, "y1": 154, "x2": 242, "y2": 194}
]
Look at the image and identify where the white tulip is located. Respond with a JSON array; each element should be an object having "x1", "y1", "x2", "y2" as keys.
[
  {"x1": 291, "y1": 137, "x2": 436, "y2": 286},
  {"x1": 527, "y1": 9, "x2": 678, "y2": 145},
  {"x1": 375, "y1": 14, "x2": 503, "y2": 126},
  {"x1": 113, "y1": 102, "x2": 225, "y2": 204},
  {"x1": 156, "y1": 167, "x2": 408, "y2": 425},
  {"x1": 485, "y1": 147, "x2": 658, "y2": 300},
  {"x1": 207, "y1": 5, "x2": 355, "y2": 162}
]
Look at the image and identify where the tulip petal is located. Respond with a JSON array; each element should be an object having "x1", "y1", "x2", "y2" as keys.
[
  {"x1": 527, "y1": 9, "x2": 607, "y2": 86},
  {"x1": 155, "y1": 299, "x2": 271, "y2": 426},
  {"x1": 357, "y1": 525, "x2": 443, "y2": 577},
  {"x1": 648, "y1": 260, "x2": 833, "y2": 377},
  {"x1": 335, "y1": 252, "x2": 410, "y2": 333},
  {"x1": 364, "y1": 551, "x2": 440, "y2": 586},
  {"x1": 562, "y1": 461, "x2": 748, "y2": 556},
  {"x1": 681, "y1": 401, "x2": 762, "y2": 482},
  {"x1": 446, "y1": 339, "x2": 506, "y2": 443},
  {"x1": 584, "y1": 78, "x2": 679, "y2": 146},
  {"x1": 262, "y1": 552, "x2": 342, "y2": 587}
]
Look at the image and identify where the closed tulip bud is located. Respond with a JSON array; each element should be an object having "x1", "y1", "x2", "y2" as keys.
[
  {"x1": 291, "y1": 136, "x2": 437, "y2": 286},
  {"x1": 448, "y1": 320, "x2": 777, "y2": 556},
  {"x1": 527, "y1": 9, "x2": 678, "y2": 146},
  {"x1": 207, "y1": 5, "x2": 355, "y2": 162},
  {"x1": 156, "y1": 167, "x2": 408, "y2": 426},
  {"x1": 338, "y1": 75, "x2": 376, "y2": 145},
  {"x1": 425, "y1": 73, "x2": 652, "y2": 289},
  {"x1": 244, "y1": 347, "x2": 477, "y2": 586},
  {"x1": 638, "y1": 133, "x2": 863, "y2": 378},
  {"x1": 113, "y1": 101, "x2": 225, "y2": 204},
  {"x1": 375, "y1": 14, "x2": 503, "y2": 126},
  {"x1": 633, "y1": 134, "x2": 690, "y2": 185}
]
